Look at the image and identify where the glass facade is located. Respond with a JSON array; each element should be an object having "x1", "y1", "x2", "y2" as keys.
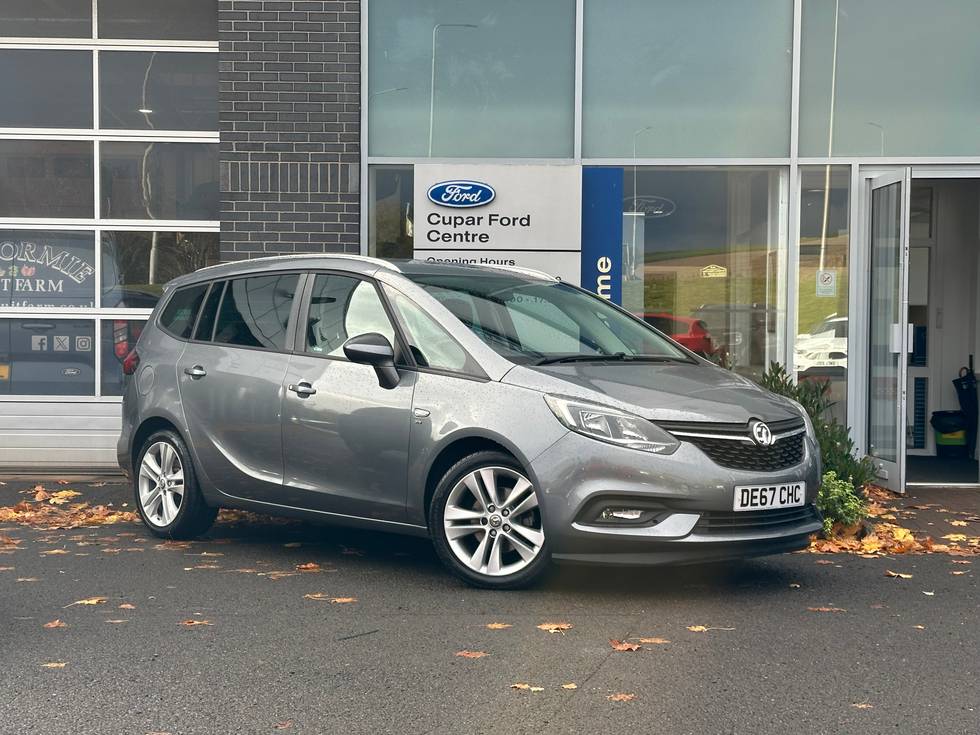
[{"x1": 0, "y1": 1, "x2": 218, "y2": 399}]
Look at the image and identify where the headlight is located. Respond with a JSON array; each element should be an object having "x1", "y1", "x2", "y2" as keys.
[{"x1": 544, "y1": 395, "x2": 680, "y2": 455}]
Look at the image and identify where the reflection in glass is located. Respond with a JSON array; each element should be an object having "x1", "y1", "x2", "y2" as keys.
[
  {"x1": 99, "y1": 52, "x2": 218, "y2": 131},
  {"x1": 0, "y1": 50, "x2": 92, "y2": 128},
  {"x1": 100, "y1": 319, "x2": 146, "y2": 396},
  {"x1": 100, "y1": 142, "x2": 218, "y2": 220},
  {"x1": 368, "y1": 0, "x2": 575, "y2": 157},
  {"x1": 800, "y1": 0, "x2": 980, "y2": 156},
  {"x1": 621, "y1": 167, "x2": 786, "y2": 382},
  {"x1": 0, "y1": 140, "x2": 94, "y2": 219},
  {"x1": 0, "y1": 230, "x2": 96, "y2": 308},
  {"x1": 0, "y1": 318, "x2": 95, "y2": 396},
  {"x1": 369, "y1": 166, "x2": 414, "y2": 258},
  {"x1": 213, "y1": 275, "x2": 299, "y2": 352},
  {"x1": 796, "y1": 166, "x2": 850, "y2": 423},
  {"x1": 101, "y1": 231, "x2": 220, "y2": 308},
  {"x1": 583, "y1": 0, "x2": 792, "y2": 157},
  {"x1": 98, "y1": 0, "x2": 218, "y2": 41},
  {"x1": 0, "y1": 1, "x2": 91, "y2": 38}
]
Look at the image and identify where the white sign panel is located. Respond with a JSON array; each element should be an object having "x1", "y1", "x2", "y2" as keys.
[
  {"x1": 816, "y1": 269, "x2": 837, "y2": 297},
  {"x1": 413, "y1": 164, "x2": 582, "y2": 284}
]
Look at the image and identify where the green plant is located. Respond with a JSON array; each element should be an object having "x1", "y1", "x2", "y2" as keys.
[
  {"x1": 816, "y1": 471, "x2": 868, "y2": 536},
  {"x1": 759, "y1": 362, "x2": 876, "y2": 490}
]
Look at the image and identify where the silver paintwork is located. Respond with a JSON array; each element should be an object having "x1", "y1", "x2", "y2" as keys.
[{"x1": 118, "y1": 256, "x2": 822, "y2": 572}]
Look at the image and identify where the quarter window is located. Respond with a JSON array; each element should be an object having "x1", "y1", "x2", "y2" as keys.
[
  {"x1": 158, "y1": 284, "x2": 207, "y2": 339},
  {"x1": 383, "y1": 286, "x2": 472, "y2": 373},
  {"x1": 305, "y1": 275, "x2": 396, "y2": 356},
  {"x1": 213, "y1": 274, "x2": 298, "y2": 351}
]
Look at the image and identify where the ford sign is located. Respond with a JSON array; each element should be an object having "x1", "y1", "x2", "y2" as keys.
[{"x1": 427, "y1": 180, "x2": 496, "y2": 209}]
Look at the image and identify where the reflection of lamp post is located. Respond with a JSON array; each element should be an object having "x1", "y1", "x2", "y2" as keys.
[
  {"x1": 866, "y1": 121, "x2": 885, "y2": 156},
  {"x1": 819, "y1": 0, "x2": 841, "y2": 273},
  {"x1": 428, "y1": 23, "x2": 477, "y2": 157},
  {"x1": 628, "y1": 126, "x2": 654, "y2": 280},
  {"x1": 140, "y1": 52, "x2": 160, "y2": 284}
]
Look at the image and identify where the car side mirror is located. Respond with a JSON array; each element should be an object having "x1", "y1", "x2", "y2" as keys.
[{"x1": 343, "y1": 333, "x2": 401, "y2": 389}]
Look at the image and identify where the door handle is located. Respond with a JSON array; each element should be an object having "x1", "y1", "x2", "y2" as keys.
[
  {"x1": 183, "y1": 365, "x2": 207, "y2": 379},
  {"x1": 288, "y1": 381, "x2": 317, "y2": 397}
]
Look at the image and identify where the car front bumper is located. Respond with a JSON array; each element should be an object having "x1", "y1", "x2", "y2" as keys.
[{"x1": 529, "y1": 430, "x2": 822, "y2": 566}]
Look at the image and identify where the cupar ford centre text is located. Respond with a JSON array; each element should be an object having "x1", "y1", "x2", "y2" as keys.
[{"x1": 425, "y1": 212, "x2": 532, "y2": 243}]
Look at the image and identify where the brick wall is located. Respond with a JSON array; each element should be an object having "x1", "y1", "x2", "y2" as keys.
[{"x1": 218, "y1": 0, "x2": 361, "y2": 261}]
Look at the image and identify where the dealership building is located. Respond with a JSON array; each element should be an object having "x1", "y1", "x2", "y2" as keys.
[{"x1": 2, "y1": 0, "x2": 979, "y2": 492}]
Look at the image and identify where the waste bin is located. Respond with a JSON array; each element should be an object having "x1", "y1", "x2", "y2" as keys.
[{"x1": 931, "y1": 410, "x2": 969, "y2": 458}]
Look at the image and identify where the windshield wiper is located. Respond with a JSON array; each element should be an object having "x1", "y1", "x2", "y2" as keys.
[{"x1": 534, "y1": 353, "x2": 693, "y2": 366}]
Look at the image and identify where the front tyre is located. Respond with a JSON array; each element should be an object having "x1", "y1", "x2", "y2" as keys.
[
  {"x1": 429, "y1": 451, "x2": 549, "y2": 589},
  {"x1": 135, "y1": 430, "x2": 217, "y2": 539}
]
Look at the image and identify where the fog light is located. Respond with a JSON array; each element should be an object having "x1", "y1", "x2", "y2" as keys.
[{"x1": 599, "y1": 508, "x2": 645, "y2": 522}]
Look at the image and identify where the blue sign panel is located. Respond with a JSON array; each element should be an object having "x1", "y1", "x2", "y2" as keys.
[{"x1": 580, "y1": 167, "x2": 623, "y2": 304}]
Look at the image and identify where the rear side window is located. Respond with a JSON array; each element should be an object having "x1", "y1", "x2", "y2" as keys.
[
  {"x1": 159, "y1": 284, "x2": 207, "y2": 339},
  {"x1": 193, "y1": 281, "x2": 224, "y2": 341},
  {"x1": 213, "y1": 274, "x2": 299, "y2": 351}
]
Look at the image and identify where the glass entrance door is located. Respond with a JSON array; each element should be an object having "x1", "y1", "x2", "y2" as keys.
[{"x1": 866, "y1": 169, "x2": 911, "y2": 492}]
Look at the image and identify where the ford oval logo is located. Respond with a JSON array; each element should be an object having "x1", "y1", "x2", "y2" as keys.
[
  {"x1": 625, "y1": 196, "x2": 677, "y2": 218},
  {"x1": 427, "y1": 180, "x2": 496, "y2": 209}
]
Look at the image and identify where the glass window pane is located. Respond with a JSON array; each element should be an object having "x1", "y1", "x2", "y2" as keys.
[
  {"x1": 0, "y1": 230, "x2": 96, "y2": 308},
  {"x1": 369, "y1": 166, "x2": 414, "y2": 258},
  {"x1": 98, "y1": 0, "x2": 218, "y2": 41},
  {"x1": 368, "y1": 0, "x2": 575, "y2": 157},
  {"x1": 214, "y1": 274, "x2": 299, "y2": 351},
  {"x1": 0, "y1": 140, "x2": 93, "y2": 219},
  {"x1": 101, "y1": 231, "x2": 219, "y2": 309},
  {"x1": 100, "y1": 142, "x2": 218, "y2": 220},
  {"x1": 619, "y1": 167, "x2": 787, "y2": 381},
  {"x1": 306, "y1": 275, "x2": 395, "y2": 356},
  {"x1": 0, "y1": 318, "x2": 95, "y2": 396},
  {"x1": 0, "y1": 1, "x2": 92, "y2": 38},
  {"x1": 796, "y1": 166, "x2": 849, "y2": 423},
  {"x1": 159, "y1": 284, "x2": 208, "y2": 339},
  {"x1": 583, "y1": 0, "x2": 793, "y2": 158},
  {"x1": 383, "y1": 285, "x2": 471, "y2": 372},
  {"x1": 100, "y1": 52, "x2": 217, "y2": 131},
  {"x1": 800, "y1": 0, "x2": 980, "y2": 156},
  {"x1": 194, "y1": 282, "x2": 224, "y2": 342},
  {"x1": 0, "y1": 50, "x2": 92, "y2": 128},
  {"x1": 100, "y1": 318, "x2": 146, "y2": 396}
]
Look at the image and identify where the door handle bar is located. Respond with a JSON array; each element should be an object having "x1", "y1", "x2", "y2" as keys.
[
  {"x1": 288, "y1": 382, "x2": 317, "y2": 397},
  {"x1": 184, "y1": 365, "x2": 207, "y2": 378}
]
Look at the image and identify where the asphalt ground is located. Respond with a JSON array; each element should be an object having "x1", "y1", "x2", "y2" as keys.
[{"x1": 1, "y1": 479, "x2": 977, "y2": 735}]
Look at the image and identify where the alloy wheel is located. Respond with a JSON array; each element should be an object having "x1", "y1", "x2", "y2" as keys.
[
  {"x1": 138, "y1": 441, "x2": 185, "y2": 528},
  {"x1": 443, "y1": 466, "x2": 544, "y2": 577}
]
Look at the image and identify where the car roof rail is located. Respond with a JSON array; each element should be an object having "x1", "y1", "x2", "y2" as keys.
[
  {"x1": 193, "y1": 253, "x2": 402, "y2": 273},
  {"x1": 474, "y1": 263, "x2": 558, "y2": 281}
]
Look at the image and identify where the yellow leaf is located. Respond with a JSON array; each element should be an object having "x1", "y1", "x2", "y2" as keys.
[
  {"x1": 303, "y1": 593, "x2": 329, "y2": 601},
  {"x1": 561, "y1": 683, "x2": 577, "y2": 690},
  {"x1": 885, "y1": 570, "x2": 912, "y2": 579},
  {"x1": 40, "y1": 549, "x2": 69, "y2": 556},
  {"x1": 951, "y1": 571, "x2": 968, "y2": 576},
  {"x1": 607, "y1": 693, "x2": 636, "y2": 702},
  {"x1": 891, "y1": 527, "x2": 915, "y2": 543},
  {"x1": 67, "y1": 596, "x2": 107, "y2": 607},
  {"x1": 943, "y1": 534, "x2": 968, "y2": 542},
  {"x1": 537, "y1": 622, "x2": 572, "y2": 634},
  {"x1": 118, "y1": 603, "x2": 136, "y2": 610},
  {"x1": 687, "y1": 625, "x2": 735, "y2": 632},
  {"x1": 949, "y1": 520, "x2": 968, "y2": 527},
  {"x1": 636, "y1": 637, "x2": 670, "y2": 644},
  {"x1": 851, "y1": 703, "x2": 874, "y2": 710},
  {"x1": 511, "y1": 683, "x2": 544, "y2": 693},
  {"x1": 41, "y1": 662, "x2": 67, "y2": 669},
  {"x1": 179, "y1": 619, "x2": 213, "y2": 626},
  {"x1": 455, "y1": 650, "x2": 489, "y2": 659},
  {"x1": 913, "y1": 625, "x2": 926, "y2": 629},
  {"x1": 486, "y1": 622, "x2": 512, "y2": 630},
  {"x1": 43, "y1": 619, "x2": 67, "y2": 629},
  {"x1": 329, "y1": 597, "x2": 357, "y2": 604}
]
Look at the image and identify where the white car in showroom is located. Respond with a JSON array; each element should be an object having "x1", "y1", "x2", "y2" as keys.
[{"x1": 795, "y1": 316, "x2": 847, "y2": 376}]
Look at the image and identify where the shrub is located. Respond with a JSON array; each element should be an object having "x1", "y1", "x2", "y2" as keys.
[
  {"x1": 816, "y1": 471, "x2": 868, "y2": 536},
  {"x1": 759, "y1": 362, "x2": 876, "y2": 490}
]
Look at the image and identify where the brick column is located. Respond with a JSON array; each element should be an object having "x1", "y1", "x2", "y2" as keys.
[{"x1": 218, "y1": 0, "x2": 361, "y2": 261}]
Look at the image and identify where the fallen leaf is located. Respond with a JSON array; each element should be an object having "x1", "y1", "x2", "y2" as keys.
[
  {"x1": 329, "y1": 597, "x2": 356, "y2": 604},
  {"x1": 892, "y1": 527, "x2": 915, "y2": 543},
  {"x1": 486, "y1": 622, "x2": 512, "y2": 630},
  {"x1": 66, "y1": 596, "x2": 106, "y2": 607},
  {"x1": 609, "y1": 639, "x2": 641, "y2": 652},
  {"x1": 885, "y1": 570, "x2": 913, "y2": 579},
  {"x1": 179, "y1": 619, "x2": 213, "y2": 627},
  {"x1": 636, "y1": 637, "x2": 670, "y2": 644},
  {"x1": 273, "y1": 721, "x2": 293, "y2": 730},
  {"x1": 43, "y1": 619, "x2": 67, "y2": 629},
  {"x1": 607, "y1": 693, "x2": 636, "y2": 702},
  {"x1": 295, "y1": 562, "x2": 321, "y2": 572},
  {"x1": 913, "y1": 625, "x2": 926, "y2": 629},
  {"x1": 922, "y1": 591, "x2": 935, "y2": 596},
  {"x1": 949, "y1": 520, "x2": 968, "y2": 527},
  {"x1": 303, "y1": 593, "x2": 329, "y2": 601},
  {"x1": 537, "y1": 622, "x2": 573, "y2": 634},
  {"x1": 951, "y1": 560, "x2": 972, "y2": 564},
  {"x1": 851, "y1": 703, "x2": 874, "y2": 710},
  {"x1": 34, "y1": 488, "x2": 51, "y2": 501},
  {"x1": 17, "y1": 577, "x2": 39, "y2": 582},
  {"x1": 943, "y1": 534, "x2": 967, "y2": 542},
  {"x1": 561, "y1": 683, "x2": 578, "y2": 690},
  {"x1": 118, "y1": 603, "x2": 136, "y2": 610},
  {"x1": 41, "y1": 662, "x2": 67, "y2": 669},
  {"x1": 511, "y1": 683, "x2": 544, "y2": 693},
  {"x1": 808, "y1": 607, "x2": 846, "y2": 613},
  {"x1": 105, "y1": 619, "x2": 128, "y2": 624},
  {"x1": 686, "y1": 625, "x2": 735, "y2": 632},
  {"x1": 789, "y1": 583, "x2": 801, "y2": 589},
  {"x1": 455, "y1": 650, "x2": 489, "y2": 659},
  {"x1": 951, "y1": 570, "x2": 968, "y2": 576},
  {"x1": 40, "y1": 549, "x2": 69, "y2": 556},
  {"x1": 49, "y1": 490, "x2": 82, "y2": 505}
]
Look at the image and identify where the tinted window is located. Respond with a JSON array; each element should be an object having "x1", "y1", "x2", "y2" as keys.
[
  {"x1": 0, "y1": 50, "x2": 92, "y2": 128},
  {"x1": 100, "y1": 318, "x2": 146, "y2": 396},
  {"x1": 213, "y1": 274, "x2": 298, "y2": 351},
  {"x1": 0, "y1": 140, "x2": 93, "y2": 219},
  {"x1": 383, "y1": 286, "x2": 471, "y2": 373},
  {"x1": 305, "y1": 275, "x2": 395, "y2": 356},
  {"x1": 98, "y1": 0, "x2": 218, "y2": 41},
  {"x1": 193, "y1": 282, "x2": 224, "y2": 341},
  {"x1": 0, "y1": 1, "x2": 92, "y2": 38},
  {"x1": 0, "y1": 318, "x2": 95, "y2": 396},
  {"x1": 159, "y1": 284, "x2": 207, "y2": 339},
  {"x1": 100, "y1": 52, "x2": 217, "y2": 131}
]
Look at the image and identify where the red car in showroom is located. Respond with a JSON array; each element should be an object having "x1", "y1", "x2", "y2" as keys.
[{"x1": 641, "y1": 313, "x2": 717, "y2": 358}]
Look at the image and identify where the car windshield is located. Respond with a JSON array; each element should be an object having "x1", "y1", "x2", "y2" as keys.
[{"x1": 403, "y1": 272, "x2": 692, "y2": 365}]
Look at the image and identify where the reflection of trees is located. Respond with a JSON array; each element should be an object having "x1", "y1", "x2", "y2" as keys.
[{"x1": 103, "y1": 231, "x2": 219, "y2": 294}]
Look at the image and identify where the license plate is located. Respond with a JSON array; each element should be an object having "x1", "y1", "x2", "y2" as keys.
[{"x1": 733, "y1": 482, "x2": 806, "y2": 512}]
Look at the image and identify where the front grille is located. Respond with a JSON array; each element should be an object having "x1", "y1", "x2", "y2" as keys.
[
  {"x1": 695, "y1": 505, "x2": 820, "y2": 535},
  {"x1": 659, "y1": 418, "x2": 806, "y2": 472}
]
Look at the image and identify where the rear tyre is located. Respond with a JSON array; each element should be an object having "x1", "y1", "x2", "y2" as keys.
[
  {"x1": 429, "y1": 451, "x2": 550, "y2": 589},
  {"x1": 135, "y1": 430, "x2": 217, "y2": 539}
]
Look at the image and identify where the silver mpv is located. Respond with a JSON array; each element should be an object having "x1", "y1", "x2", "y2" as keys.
[{"x1": 118, "y1": 256, "x2": 822, "y2": 589}]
